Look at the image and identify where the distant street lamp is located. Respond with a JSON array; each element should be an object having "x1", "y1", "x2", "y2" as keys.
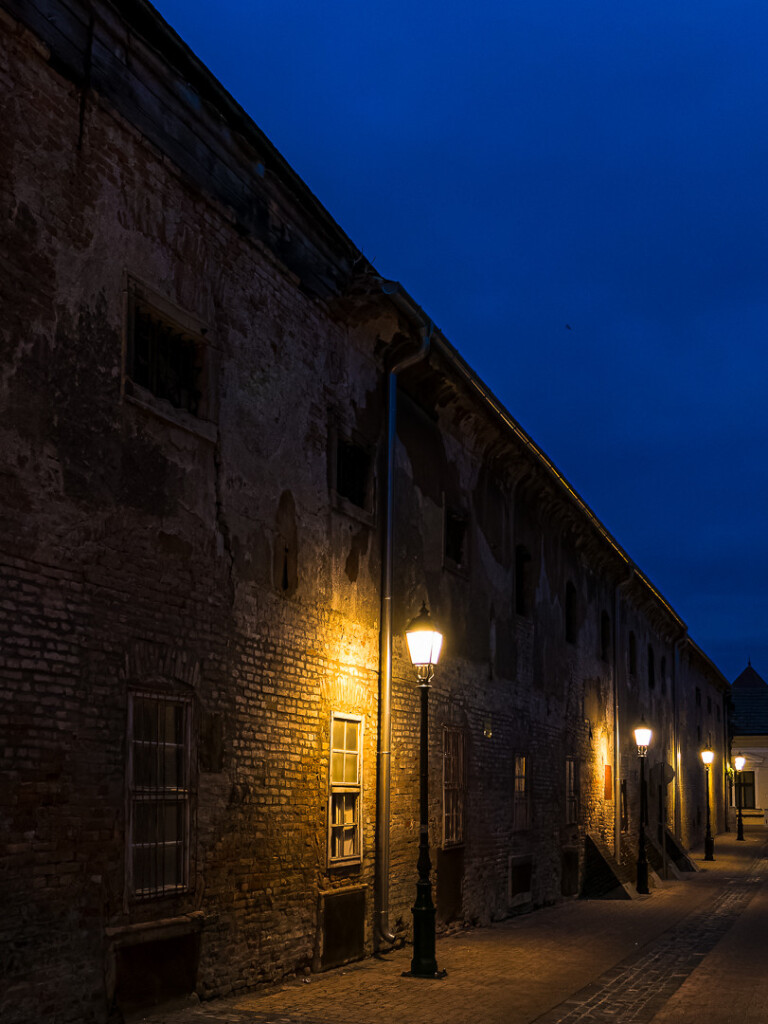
[
  {"x1": 701, "y1": 748, "x2": 715, "y2": 860},
  {"x1": 634, "y1": 719, "x2": 652, "y2": 895},
  {"x1": 734, "y1": 753, "x2": 746, "y2": 842},
  {"x1": 404, "y1": 602, "x2": 444, "y2": 978}
]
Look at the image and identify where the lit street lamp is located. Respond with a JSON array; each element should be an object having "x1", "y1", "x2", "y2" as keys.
[
  {"x1": 404, "y1": 602, "x2": 444, "y2": 978},
  {"x1": 701, "y1": 748, "x2": 715, "y2": 861},
  {"x1": 734, "y1": 753, "x2": 746, "y2": 842},
  {"x1": 634, "y1": 719, "x2": 652, "y2": 895}
]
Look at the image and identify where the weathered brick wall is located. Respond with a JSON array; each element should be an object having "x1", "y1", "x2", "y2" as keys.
[{"x1": 1, "y1": 2, "x2": 732, "y2": 1022}]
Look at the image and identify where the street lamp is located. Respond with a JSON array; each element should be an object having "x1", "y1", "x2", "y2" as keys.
[
  {"x1": 634, "y1": 719, "x2": 652, "y2": 895},
  {"x1": 701, "y1": 748, "x2": 715, "y2": 861},
  {"x1": 734, "y1": 753, "x2": 746, "y2": 842},
  {"x1": 404, "y1": 602, "x2": 444, "y2": 978}
]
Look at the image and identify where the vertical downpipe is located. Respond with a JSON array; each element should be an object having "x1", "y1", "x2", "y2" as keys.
[{"x1": 375, "y1": 327, "x2": 431, "y2": 947}]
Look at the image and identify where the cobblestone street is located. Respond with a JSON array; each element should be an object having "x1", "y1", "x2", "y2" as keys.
[{"x1": 134, "y1": 826, "x2": 768, "y2": 1024}]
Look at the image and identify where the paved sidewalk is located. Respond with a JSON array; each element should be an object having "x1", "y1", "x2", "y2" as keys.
[{"x1": 135, "y1": 826, "x2": 768, "y2": 1024}]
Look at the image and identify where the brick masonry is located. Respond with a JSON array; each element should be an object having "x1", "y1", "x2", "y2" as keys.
[{"x1": 0, "y1": 2, "x2": 732, "y2": 1022}]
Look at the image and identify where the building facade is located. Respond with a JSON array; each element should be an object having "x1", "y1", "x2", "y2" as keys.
[
  {"x1": 730, "y1": 663, "x2": 768, "y2": 821},
  {"x1": 0, "y1": 1, "x2": 730, "y2": 1021}
]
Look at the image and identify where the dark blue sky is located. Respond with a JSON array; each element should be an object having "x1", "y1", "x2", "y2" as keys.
[{"x1": 152, "y1": 0, "x2": 768, "y2": 683}]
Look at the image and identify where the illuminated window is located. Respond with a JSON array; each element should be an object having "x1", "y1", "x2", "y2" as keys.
[
  {"x1": 566, "y1": 757, "x2": 579, "y2": 824},
  {"x1": 128, "y1": 693, "x2": 192, "y2": 899},
  {"x1": 513, "y1": 755, "x2": 530, "y2": 831},
  {"x1": 328, "y1": 714, "x2": 362, "y2": 864},
  {"x1": 443, "y1": 728, "x2": 465, "y2": 846}
]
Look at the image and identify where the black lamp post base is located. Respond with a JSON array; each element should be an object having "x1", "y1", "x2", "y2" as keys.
[
  {"x1": 704, "y1": 835, "x2": 715, "y2": 861},
  {"x1": 636, "y1": 861, "x2": 649, "y2": 895},
  {"x1": 408, "y1": 892, "x2": 442, "y2": 978}
]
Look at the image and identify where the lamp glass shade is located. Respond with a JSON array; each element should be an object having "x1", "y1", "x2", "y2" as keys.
[
  {"x1": 701, "y1": 748, "x2": 714, "y2": 766},
  {"x1": 405, "y1": 626, "x2": 443, "y2": 668},
  {"x1": 405, "y1": 603, "x2": 443, "y2": 668},
  {"x1": 735, "y1": 754, "x2": 746, "y2": 772},
  {"x1": 634, "y1": 724, "x2": 652, "y2": 749}
]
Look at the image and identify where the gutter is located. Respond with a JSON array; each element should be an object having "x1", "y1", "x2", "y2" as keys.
[{"x1": 375, "y1": 282, "x2": 432, "y2": 947}]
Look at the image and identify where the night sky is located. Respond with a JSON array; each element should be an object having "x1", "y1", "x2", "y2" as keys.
[{"x1": 151, "y1": 0, "x2": 768, "y2": 684}]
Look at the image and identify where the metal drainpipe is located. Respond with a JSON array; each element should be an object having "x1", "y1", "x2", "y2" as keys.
[
  {"x1": 673, "y1": 633, "x2": 688, "y2": 839},
  {"x1": 613, "y1": 570, "x2": 635, "y2": 864},
  {"x1": 375, "y1": 302, "x2": 432, "y2": 948}
]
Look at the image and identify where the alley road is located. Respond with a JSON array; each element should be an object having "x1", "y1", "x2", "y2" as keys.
[{"x1": 137, "y1": 826, "x2": 768, "y2": 1024}]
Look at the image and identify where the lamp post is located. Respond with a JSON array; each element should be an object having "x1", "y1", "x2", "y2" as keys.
[
  {"x1": 404, "y1": 602, "x2": 444, "y2": 978},
  {"x1": 734, "y1": 753, "x2": 745, "y2": 842},
  {"x1": 634, "y1": 719, "x2": 652, "y2": 895},
  {"x1": 701, "y1": 748, "x2": 715, "y2": 861}
]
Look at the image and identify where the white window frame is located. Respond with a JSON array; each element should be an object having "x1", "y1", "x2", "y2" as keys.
[
  {"x1": 442, "y1": 727, "x2": 465, "y2": 846},
  {"x1": 127, "y1": 691, "x2": 192, "y2": 900},
  {"x1": 328, "y1": 712, "x2": 363, "y2": 866}
]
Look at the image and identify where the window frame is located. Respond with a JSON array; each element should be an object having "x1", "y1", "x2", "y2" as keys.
[
  {"x1": 565, "y1": 756, "x2": 579, "y2": 825},
  {"x1": 328, "y1": 712, "x2": 364, "y2": 866},
  {"x1": 512, "y1": 754, "x2": 530, "y2": 832},
  {"x1": 329, "y1": 424, "x2": 376, "y2": 525},
  {"x1": 126, "y1": 690, "x2": 193, "y2": 901},
  {"x1": 442, "y1": 727, "x2": 466, "y2": 847}
]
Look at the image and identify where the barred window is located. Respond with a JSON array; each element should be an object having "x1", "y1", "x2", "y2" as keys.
[
  {"x1": 443, "y1": 728, "x2": 465, "y2": 846},
  {"x1": 513, "y1": 755, "x2": 530, "y2": 831},
  {"x1": 128, "y1": 693, "x2": 192, "y2": 899},
  {"x1": 566, "y1": 757, "x2": 579, "y2": 824},
  {"x1": 128, "y1": 295, "x2": 204, "y2": 416},
  {"x1": 329, "y1": 714, "x2": 362, "y2": 864}
]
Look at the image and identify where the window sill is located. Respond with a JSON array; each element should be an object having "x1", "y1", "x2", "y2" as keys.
[
  {"x1": 331, "y1": 492, "x2": 376, "y2": 528},
  {"x1": 124, "y1": 383, "x2": 218, "y2": 444},
  {"x1": 106, "y1": 911, "x2": 204, "y2": 948}
]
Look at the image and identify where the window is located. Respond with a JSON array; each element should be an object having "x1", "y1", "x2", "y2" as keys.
[
  {"x1": 565, "y1": 581, "x2": 578, "y2": 644},
  {"x1": 128, "y1": 692, "x2": 192, "y2": 899},
  {"x1": 515, "y1": 545, "x2": 532, "y2": 616},
  {"x1": 328, "y1": 714, "x2": 362, "y2": 864},
  {"x1": 740, "y1": 771, "x2": 756, "y2": 809},
  {"x1": 565, "y1": 757, "x2": 579, "y2": 824},
  {"x1": 127, "y1": 293, "x2": 205, "y2": 416},
  {"x1": 443, "y1": 728, "x2": 465, "y2": 846},
  {"x1": 445, "y1": 507, "x2": 468, "y2": 570},
  {"x1": 628, "y1": 632, "x2": 637, "y2": 676},
  {"x1": 600, "y1": 611, "x2": 611, "y2": 661},
  {"x1": 695, "y1": 687, "x2": 702, "y2": 707},
  {"x1": 648, "y1": 646, "x2": 655, "y2": 689},
  {"x1": 660, "y1": 656, "x2": 667, "y2": 695},
  {"x1": 334, "y1": 434, "x2": 374, "y2": 514},
  {"x1": 513, "y1": 755, "x2": 530, "y2": 831}
]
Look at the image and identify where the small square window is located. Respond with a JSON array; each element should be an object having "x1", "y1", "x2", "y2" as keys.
[{"x1": 331, "y1": 429, "x2": 375, "y2": 520}]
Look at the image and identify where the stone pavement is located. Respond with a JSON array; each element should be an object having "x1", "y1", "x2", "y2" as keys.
[{"x1": 135, "y1": 826, "x2": 768, "y2": 1024}]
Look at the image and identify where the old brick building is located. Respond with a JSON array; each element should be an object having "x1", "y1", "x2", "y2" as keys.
[{"x1": 0, "y1": 1, "x2": 730, "y2": 1021}]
